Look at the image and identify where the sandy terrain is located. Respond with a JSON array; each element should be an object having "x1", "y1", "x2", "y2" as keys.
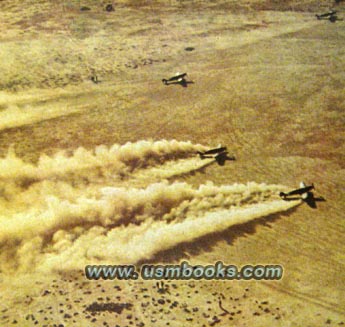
[{"x1": 0, "y1": 0, "x2": 344, "y2": 326}]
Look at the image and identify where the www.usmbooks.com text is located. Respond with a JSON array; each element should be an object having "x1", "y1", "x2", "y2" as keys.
[{"x1": 85, "y1": 261, "x2": 283, "y2": 280}]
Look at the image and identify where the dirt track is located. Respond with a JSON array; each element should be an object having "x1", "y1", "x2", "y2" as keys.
[{"x1": 0, "y1": 0, "x2": 344, "y2": 326}]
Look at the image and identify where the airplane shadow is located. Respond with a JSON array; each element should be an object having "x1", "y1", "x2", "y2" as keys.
[
  {"x1": 304, "y1": 195, "x2": 326, "y2": 209},
  {"x1": 167, "y1": 160, "x2": 216, "y2": 180},
  {"x1": 282, "y1": 194, "x2": 326, "y2": 209},
  {"x1": 137, "y1": 205, "x2": 299, "y2": 265}
]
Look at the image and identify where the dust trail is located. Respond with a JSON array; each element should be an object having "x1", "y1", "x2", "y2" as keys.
[
  {"x1": 0, "y1": 140, "x2": 206, "y2": 183},
  {"x1": 90, "y1": 200, "x2": 300, "y2": 264},
  {"x1": 0, "y1": 181, "x2": 281, "y2": 242},
  {"x1": 0, "y1": 180, "x2": 298, "y2": 272},
  {"x1": 0, "y1": 140, "x2": 209, "y2": 218},
  {"x1": 39, "y1": 199, "x2": 299, "y2": 271},
  {"x1": 0, "y1": 140, "x2": 298, "y2": 273},
  {"x1": 126, "y1": 157, "x2": 214, "y2": 187},
  {"x1": 0, "y1": 103, "x2": 84, "y2": 131},
  {"x1": 0, "y1": 88, "x2": 101, "y2": 131},
  {"x1": 0, "y1": 182, "x2": 196, "y2": 242}
]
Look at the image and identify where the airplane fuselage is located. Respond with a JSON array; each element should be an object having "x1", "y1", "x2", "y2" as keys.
[
  {"x1": 162, "y1": 73, "x2": 187, "y2": 85},
  {"x1": 285, "y1": 184, "x2": 314, "y2": 197}
]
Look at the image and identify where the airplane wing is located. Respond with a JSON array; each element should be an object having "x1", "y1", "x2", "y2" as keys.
[
  {"x1": 204, "y1": 147, "x2": 227, "y2": 155},
  {"x1": 287, "y1": 188, "x2": 304, "y2": 196},
  {"x1": 173, "y1": 73, "x2": 187, "y2": 80}
]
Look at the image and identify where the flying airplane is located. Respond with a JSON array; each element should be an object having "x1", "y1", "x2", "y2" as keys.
[
  {"x1": 279, "y1": 182, "x2": 314, "y2": 199},
  {"x1": 279, "y1": 182, "x2": 325, "y2": 208},
  {"x1": 91, "y1": 75, "x2": 100, "y2": 84},
  {"x1": 162, "y1": 73, "x2": 191, "y2": 86},
  {"x1": 316, "y1": 10, "x2": 340, "y2": 22},
  {"x1": 197, "y1": 146, "x2": 235, "y2": 166}
]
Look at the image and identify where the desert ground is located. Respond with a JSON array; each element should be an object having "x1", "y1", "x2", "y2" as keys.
[{"x1": 0, "y1": 0, "x2": 344, "y2": 326}]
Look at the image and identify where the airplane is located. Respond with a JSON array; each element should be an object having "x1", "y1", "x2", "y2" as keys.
[
  {"x1": 279, "y1": 182, "x2": 325, "y2": 208},
  {"x1": 91, "y1": 75, "x2": 100, "y2": 84},
  {"x1": 162, "y1": 73, "x2": 192, "y2": 87},
  {"x1": 197, "y1": 146, "x2": 235, "y2": 166},
  {"x1": 316, "y1": 10, "x2": 340, "y2": 22}
]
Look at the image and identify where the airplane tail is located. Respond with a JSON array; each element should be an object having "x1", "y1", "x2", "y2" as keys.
[{"x1": 279, "y1": 192, "x2": 287, "y2": 199}]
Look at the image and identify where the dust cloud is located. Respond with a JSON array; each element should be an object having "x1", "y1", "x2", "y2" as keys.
[{"x1": 0, "y1": 140, "x2": 299, "y2": 273}]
